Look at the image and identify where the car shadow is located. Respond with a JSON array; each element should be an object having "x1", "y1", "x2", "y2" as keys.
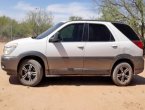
[
  {"x1": 9, "y1": 75, "x2": 145, "y2": 87},
  {"x1": 131, "y1": 75, "x2": 145, "y2": 86},
  {"x1": 39, "y1": 76, "x2": 114, "y2": 87}
]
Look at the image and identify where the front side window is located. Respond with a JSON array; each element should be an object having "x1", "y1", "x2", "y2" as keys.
[
  {"x1": 59, "y1": 24, "x2": 84, "y2": 42},
  {"x1": 88, "y1": 24, "x2": 115, "y2": 42}
]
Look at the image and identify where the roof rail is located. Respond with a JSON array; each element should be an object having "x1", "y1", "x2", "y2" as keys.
[{"x1": 67, "y1": 19, "x2": 125, "y2": 24}]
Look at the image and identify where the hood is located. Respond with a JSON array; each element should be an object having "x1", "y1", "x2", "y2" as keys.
[{"x1": 5, "y1": 37, "x2": 33, "y2": 47}]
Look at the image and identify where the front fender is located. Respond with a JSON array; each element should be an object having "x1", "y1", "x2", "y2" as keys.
[{"x1": 18, "y1": 51, "x2": 48, "y2": 71}]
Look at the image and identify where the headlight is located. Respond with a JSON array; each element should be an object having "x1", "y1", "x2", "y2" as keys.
[{"x1": 3, "y1": 43, "x2": 18, "y2": 55}]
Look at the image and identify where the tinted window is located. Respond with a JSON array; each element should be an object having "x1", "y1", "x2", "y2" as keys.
[
  {"x1": 88, "y1": 24, "x2": 115, "y2": 42},
  {"x1": 112, "y1": 23, "x2": 140, "y2": 40},
  {"x1": 59, "y1": 24, "x2": 84, "y2": 42}
]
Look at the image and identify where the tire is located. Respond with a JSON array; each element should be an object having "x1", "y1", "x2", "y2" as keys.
[
  {"x1": 18, "y1": 59, "x2": 43, "y2": 87},
  {"x1": 112, "y1": 62, "x2": 133, "y2": 86}
]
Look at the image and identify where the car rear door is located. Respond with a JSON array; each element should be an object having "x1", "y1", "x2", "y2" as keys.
[{"x1": 83, "y1": 23, "x2": 120, "y2": 75}]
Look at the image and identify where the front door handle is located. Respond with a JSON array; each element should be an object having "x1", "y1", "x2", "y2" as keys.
[
  {"x1": 78, "y1": 46, "x2": 84, "y2": 49},
  {"x1": 112, "y1": 45, "x2": 118, "y2": 49}
]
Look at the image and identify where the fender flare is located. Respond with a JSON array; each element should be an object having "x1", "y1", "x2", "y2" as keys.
[{"x1": 18, "y1": 51, "x2": 48, "y2": 71}]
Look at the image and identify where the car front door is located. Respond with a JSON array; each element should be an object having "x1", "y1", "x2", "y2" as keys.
[{"x1": 47, "y1": 23, "x2": 85, "y2": 75}]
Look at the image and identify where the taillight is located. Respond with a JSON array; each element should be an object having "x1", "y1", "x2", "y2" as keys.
[{"x1": 132, "y1": 40, "x2": 143, "y2": 49}]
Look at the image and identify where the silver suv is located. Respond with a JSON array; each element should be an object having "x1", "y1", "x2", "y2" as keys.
[{"x1": 1, "y1": 21, "x2": 144, "y2": 86}]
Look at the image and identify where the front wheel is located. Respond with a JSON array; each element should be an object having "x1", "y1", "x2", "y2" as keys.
[
  {"x1": 18, "y1": 59, "x2": 43, "y2": 86},
  {"x1": 112, "y1": 62, "x2": 133, "y2": 86}
]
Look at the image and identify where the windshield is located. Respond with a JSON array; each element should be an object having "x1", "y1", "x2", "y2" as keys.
[{"x1": 35, "y1": 22, "x2": 64, "y2": 39}]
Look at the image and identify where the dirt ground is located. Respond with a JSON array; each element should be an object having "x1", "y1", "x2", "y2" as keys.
[{"x1": 0, "y1": 42, "x2": 145, "y2": 110}]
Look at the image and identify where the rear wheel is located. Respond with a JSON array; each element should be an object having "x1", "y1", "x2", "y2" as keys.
[
  {"x1": 112, "y1": 62, "x2": 133, "y2": 86},
  {"x1": 18, "y1": 59, "x2": 43, "y2": 86}
]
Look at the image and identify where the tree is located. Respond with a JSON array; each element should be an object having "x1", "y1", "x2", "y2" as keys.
[
  {"x1": 0, "y1": 16, "x2": 31, "y2": 40},
  {"x1": 0, "y1": 16, "x2": 17, "y2": 40},
  {"x1": 0, "y1": 9, "x2": 54, "y2": 41},
  {"x1": 25, "y1": 9, "x2": 53, "y2": 37},
  {"x1": 69, "y1": 16, "x2": 83, "y2": 21},
  {"x1": 93, "y1": 0, "x2": 145, "y2": 37}
]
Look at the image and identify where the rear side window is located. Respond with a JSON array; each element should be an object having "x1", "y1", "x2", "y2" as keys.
[
  {"x1": 112, "y1": 23, "x2": 140, "y2": 40},
  {"x1": 88, "y1": 24, "x2": 115, "y2": 42}
]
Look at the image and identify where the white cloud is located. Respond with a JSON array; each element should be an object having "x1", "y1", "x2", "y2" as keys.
[
  {"x1": 46, "y1": 2, "x2": 99, "y2": 23},
  {"x1": 15, "y1": 2, "x2": 99, "y2": 23},
  {"x1": 0, "y1": 11, "x2": 4, "y2": 16},
  {"x1": 15, "y1": 1, "x2": 37, "y2": 11},
  {"x1": 0, "y1": 11, "x2": 2, "y2": 15},
  {"x1": 0, "y1": 2, "x2": 100, "y2": 23},
  {"x1": 0, "y1": 10, "x2": 25, "y2": 22},
  {"x1": 10, "y1": 1, "x2": 39, "y2": 22},
  {"x1": 7, "y1": 12, "x2": 25, "y2": 22}
]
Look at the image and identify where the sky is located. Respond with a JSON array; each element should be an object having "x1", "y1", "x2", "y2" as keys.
[{"x1": 0, "y1": 0, "x2": 100, "y2": 23}]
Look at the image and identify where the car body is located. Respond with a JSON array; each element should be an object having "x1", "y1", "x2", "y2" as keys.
[{"x1": 1, "y1": 20, "x2": 144, "y2": 86}]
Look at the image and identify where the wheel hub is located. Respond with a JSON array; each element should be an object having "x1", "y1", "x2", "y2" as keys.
[
  {"x1": 117, "y1": 66, "x2": 131, "y2": 83},
  {"x1": 27, "y1": 72, "x2": 31, "y2": 76},
  {"x1": 21, "y1": 64, "x2": 37, "y2": 82}
]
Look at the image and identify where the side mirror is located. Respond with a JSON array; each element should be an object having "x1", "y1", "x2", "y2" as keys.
[{"x1": 49, "y1": 32, "x2": 61, "y2": 42}]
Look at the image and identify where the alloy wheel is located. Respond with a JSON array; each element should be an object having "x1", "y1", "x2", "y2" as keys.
[
  {"x1": 117, "y1": 66, "x2": 131, "y2": 83},
  {"x1": 20, "y1": 64, "x2": 37, "y2": 82}
]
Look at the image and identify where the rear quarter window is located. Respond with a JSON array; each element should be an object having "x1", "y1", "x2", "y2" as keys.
[{"x1": 112, "y1": 23, "x2": 140, "y2": 40}]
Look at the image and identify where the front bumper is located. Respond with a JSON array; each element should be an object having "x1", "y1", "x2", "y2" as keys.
[{"x1": 1, "y1": 55, "x2": 18, "y2": 75}]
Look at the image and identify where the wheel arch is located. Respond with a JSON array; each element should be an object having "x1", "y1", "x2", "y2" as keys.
[
  {"x1": 111, "y1": 58, "x2": 134, "y2": 75},
  {"x1": 17, "y1": 51, "x2": 48, "y2": 76}
]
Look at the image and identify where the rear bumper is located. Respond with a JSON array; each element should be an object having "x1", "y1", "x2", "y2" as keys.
[
  {"x1": 1, "y1": 55, "x2": 18, "y2": 75},
  {"x1": 133, "y1": 57, "x2": 144, "y2": 74}
]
